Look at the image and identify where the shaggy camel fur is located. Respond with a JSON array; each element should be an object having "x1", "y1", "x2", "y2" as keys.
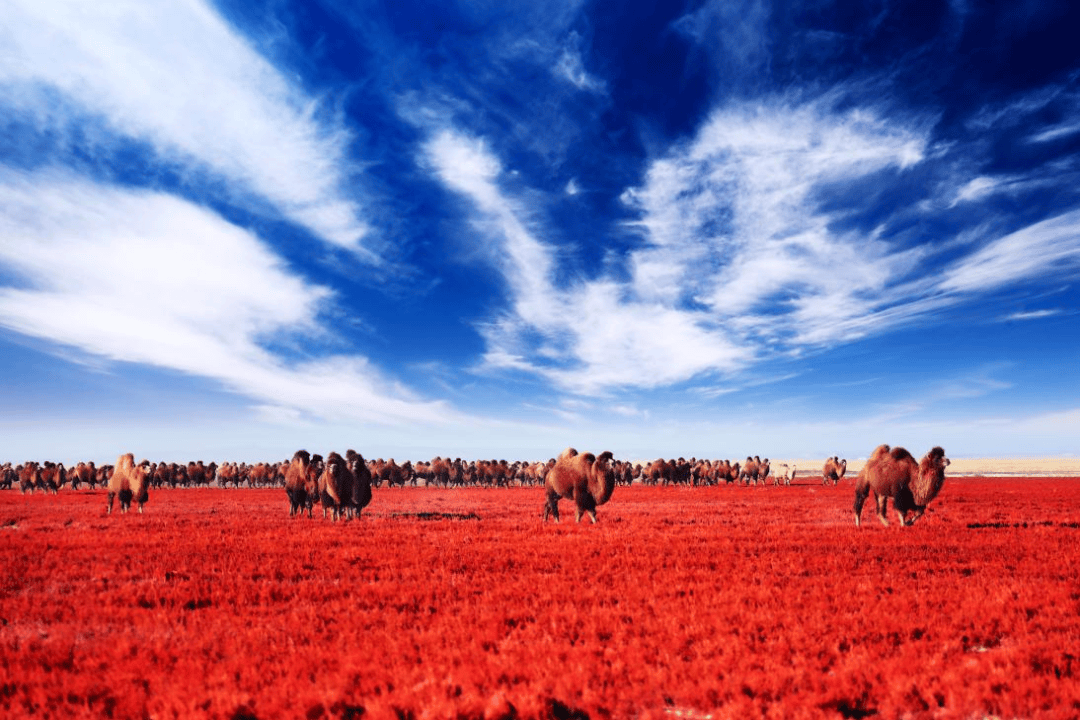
[
  {"x1": 854, "y1": 445, "x2": 950, "y2": 527},
  {"x1": 741, "y1": 456, "x2": 761, "y2": 485},
  {"x1": 823, "y1": 456, "x2": 848, "y2": 485},
  {"x1": 318, "y1": 452, "x2": 354, "y2": 521},
  {"x1": 107, "y1": 453, "x2": 149, "y2": 514},
  {"x1": 345, "y1": 450, "x2": 373, "y2": 517},
  {"x1": 285, "y1": 450, "x2": 318, "y2": 518},
  {"x1": 543, "y1": 447, "x2": 617, "y2": 523}
]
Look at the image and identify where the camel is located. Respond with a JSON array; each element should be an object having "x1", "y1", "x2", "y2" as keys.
[
  {"x1": 614, "y1": 460, "x2": 636, "y2": 487},
  {"x1": 716, "y1": 460, "x2": 740, "y2": 484},
  {"x1": 517, "y1": 461, "x2": 547, "y2": 487},
  {"x1": 641, "y1": 459, "x2": 674, "y2": 486},
  {"x1": 37, "y1": 462, "x2": 65, "y2": 493},
  {"x1": 854, "y1": 445, "x2": 950, "y2": 527},
  {"x1": 247, "y1": 462, "x2": 273, "y2": 488},
  {"x1": 96, "y1": 465, "x2": 113, "y2": 488},
  {"x1": 19, "y1": 462, "x2": 40, "y2": 494},
  {"x1": 741, "y1": 456, "x2": 761, "y2": 485},
  {"x1": 423, "y1": 457, "x2": 449, "y2": 487},
  {"x1": 345, "y1": 450, "x2": 373, "y2": 518},
  {"x1": 823, "y1": 456, "x2": 848, "y2": 485},
  {"x1": 369, "y1": 458, "x2": 409, "y2": 488},
  {"x1": 318, "y1": 452, "x2": 354, "y2": 521},
  {"x1": 71, "y1": 461, "x2": 98, "y2": 490},
  {"x1": 107, "y1": 453, "x2": 149, "y2": 514},
  {"x1": 285, "y1": 450, "x2": 318, "y2": 518},
  {"x1": 216, "y1": 462, "x2": 240, "y2": 488},
  {"x1": 543, "y1": 447, "x2": 617, "y2": 523},
  {"x1": 772, "y1": 463, "x2": 796, "y2": 486}
]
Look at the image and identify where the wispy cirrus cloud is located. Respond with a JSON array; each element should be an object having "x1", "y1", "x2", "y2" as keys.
[
  {"x1": 940, "y1": 210, "x2": 1080, "y2": 294},
  {"x1": 1000, "y1": 309, "x2": 1063, "y2": 322},
  {"x1": 425, "y1": 86, "x2": 1080, "y2": 399},
  {"x1": 0, "y1": 0, "x2": 373, "y2": 257},
  {"x1": 553, "y1": 32, "x2": 605, "y2": 93},
  {"x1": 0, "y1": 170, "x2": 451, "y2": 424},
  {"x1": 622, "y1": 93, "x2": 929, "y2": 334},
  {"x1": 424, "y1": 129, "x2": 745, "y2": 396}
]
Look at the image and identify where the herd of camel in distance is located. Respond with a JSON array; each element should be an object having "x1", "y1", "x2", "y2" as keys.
[{"x1": 3, "y1": 444, "x2": 950, "y2": 528}]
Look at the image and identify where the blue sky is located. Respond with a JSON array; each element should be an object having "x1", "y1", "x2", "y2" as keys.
[{"x1": 2, "y1": 0, "x2": 1079, "y2": 464}]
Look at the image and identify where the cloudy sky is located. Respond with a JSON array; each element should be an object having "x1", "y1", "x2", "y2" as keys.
[{"x1": 2, "y1": 0, "x2": 1079, "y2": 464}]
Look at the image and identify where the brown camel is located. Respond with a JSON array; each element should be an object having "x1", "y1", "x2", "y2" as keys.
[
  {"x1": 107, "y1": 453, "x2": 149, "y2": 514},
  {"x1": 641, "y1": 459, "x2": 673, "y2": 486},
  {"x1": 19, "y1": 462, "x2": 39, "y2": 494},
  {"x1": 345, "y1": 450, "x2": 373, "y2": 517},
  {"x1": 542, "y1": 447, "x2": 616, "y2": 523},
  {"x1": 285, "y1": 450, "x2": 318, "y2": 517},
  {"x1": 318, "y1": 452, "x2": 354, "y2": 521},
  {"x1": 741, "y1": 456, "x2": 761, "y2": 485},
  {"x1": 823, "y1": 456, "x2": 848, "y2": 485},
  {"x1": 854, "y1": 445, "x2": 950, "y2": 527}
]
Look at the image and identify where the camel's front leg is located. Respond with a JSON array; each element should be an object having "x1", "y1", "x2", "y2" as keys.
[{"x1": 875, "y1": 494, "x2": 890, "y2": 526}]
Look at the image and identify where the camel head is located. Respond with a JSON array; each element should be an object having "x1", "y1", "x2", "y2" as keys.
[
  {"x1": 913, "y1": 446, "x2": 949, "y2": 506},
  {"x1": 589, "y1": 451, "x2": 616, "y2": 506}
]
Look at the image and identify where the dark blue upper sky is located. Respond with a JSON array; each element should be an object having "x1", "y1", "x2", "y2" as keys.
[{"x1": 1, "y1": 0, "x2": 1078, "y2": 462}]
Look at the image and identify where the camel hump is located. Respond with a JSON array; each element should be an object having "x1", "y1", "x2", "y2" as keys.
[
  {"x1": 559, "y1": 447, "x2": 579, "y2": 460},
  {"x1": 868, "y1": 444, "x2": 891, "y2": 461},
  {"x1": 890, "y1": 447, "x2": 915, "y2": 463}
]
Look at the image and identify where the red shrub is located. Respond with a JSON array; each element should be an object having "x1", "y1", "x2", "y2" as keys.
[{"x1": 0, "y1": 478, "x2": 1078, "y2": 718}]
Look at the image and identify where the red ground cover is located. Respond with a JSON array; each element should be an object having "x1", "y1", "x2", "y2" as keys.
[{"x1": 2, "y1": 478, "x2": 1079, "y2": 719}]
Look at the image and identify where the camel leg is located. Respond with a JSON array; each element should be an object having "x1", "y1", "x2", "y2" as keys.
[
  {"x1": 107, "y1": 492, "x2": 115, "y2": 514},
  {"x1": 875, "y1": 494, "x2": 890, "y2": 526},
  {"x1": 543, "y1": 490, "x2": 560, "y2": 522},
  {"x1": 853, "y1": 486, "x2": 870, "y2": 527},
  {"x1": 577, "y1": 495, "x2": 598, "y2": 524}
]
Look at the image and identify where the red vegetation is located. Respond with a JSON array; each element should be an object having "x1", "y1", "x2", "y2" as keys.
[{"x1": 2, "y1": 478, "x2": 1079, "y2": 719}]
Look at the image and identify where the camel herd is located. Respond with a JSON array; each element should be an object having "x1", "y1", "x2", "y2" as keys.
[{"x1": 3, "y1": 444, "x2": 950, "y2": 526}]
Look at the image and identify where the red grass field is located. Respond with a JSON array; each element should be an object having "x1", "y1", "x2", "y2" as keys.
[{"x1": 2, "y1": 478, "x2": 1079, "y2": 719}]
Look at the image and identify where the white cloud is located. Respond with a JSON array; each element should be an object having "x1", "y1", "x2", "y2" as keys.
[
  {"x1": 940, "y1": 210, "x2": 1080, "y2": 294},
  {"x1": 1028, "y1": 121, "x2": 1080, "y2": 144},
  {"x1": 425, "y1": 91, "x2": 1080, "y2": 400},
  {"x1": 0, "y1": 0, "x2": 371, "y2": 255},
  {"x1": 950, "y1": 176, "x2": 1001, "y2": 206},
  {"x1": 623, "y1": 95, "x2": 931, "y2": 345},
  {"x1": 0, "y1": 170, "x2": 451, "y2": 424},
  {"x1": 1000, "y1": 309, "x2": 1062, "y2": 322},
  {"x1": 552, "y1": 33, "x2": 604, "y2": 93},
  {"x1": 425, "y1": 130, "x2": 747, "y2": 396},
  {"x1": 424, "y1": 130, "x2": 557, "y2": 326}
]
